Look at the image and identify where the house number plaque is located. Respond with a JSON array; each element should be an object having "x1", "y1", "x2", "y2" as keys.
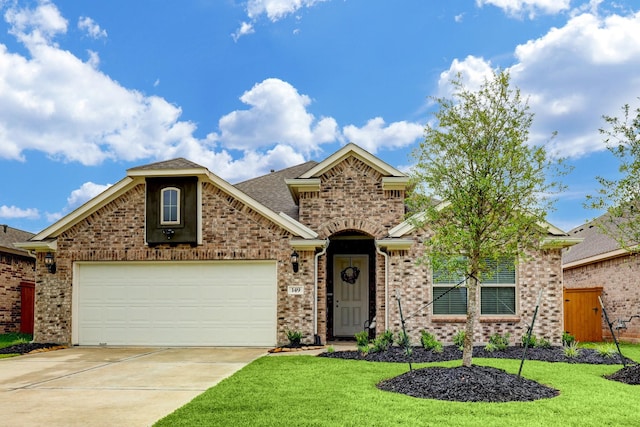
[{"x1": 288, "y1": 286, "x2": 304, "y2": 295}]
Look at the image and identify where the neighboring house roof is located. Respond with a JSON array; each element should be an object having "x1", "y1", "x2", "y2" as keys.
[
  {"x1": 234, "y1": 161, "x2": 318, "y2": 220},
  {"x1": 0, "y1": 225, "x2": 35, "y2": 258},
  {"x1": 563, "y1": 213, "x2": 633, "y2": 268}
]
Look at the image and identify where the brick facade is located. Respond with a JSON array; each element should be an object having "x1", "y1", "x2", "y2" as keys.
[
  {"x1": 30, "y1": 148, "x2": 568, "y2": 347},
  {"x1": 564, "y1": 254, "x2": 640, "y2": 343},
  {"x1": 0, "y1": 252, "x2": 35, "y2": 333}
]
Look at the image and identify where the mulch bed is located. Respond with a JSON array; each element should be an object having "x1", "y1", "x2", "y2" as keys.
[
  {"x1": 319, "y1": 345, "x2": 638, "y2": 402},
  {"x1": 0, "y1": 342, "x2": 64, "y2": 355}
]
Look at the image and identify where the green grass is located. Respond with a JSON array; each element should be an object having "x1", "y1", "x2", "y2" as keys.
[
  {"x1": 0, "y1": 333, "x2": 32, "y2": 349},
  {"x1": 156, "y1": 345, "x2": 640, "y2": 427}
]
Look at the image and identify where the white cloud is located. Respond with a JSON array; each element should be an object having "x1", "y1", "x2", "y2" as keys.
[
  {"x1": 0, "y1": 205, "x2": 39, "y2": 219},
  {"x1": 437, "y1": 9, "x2": 640, "y2": 159},
  {"x1": 247, "y1": 0, "x2": 328, "y2": 21},
  {"x1": 234, "y1": 0, "x2": 328, "y2": 40},
  {"x1": 213, "y1": 78, "x2": 339, "y2": 155},
  {"x1": 342, "y1": 118, "x2": 423, "y2": 154},
  {"x1": 476, "y1": 0, "x2": 571, "y2": 18},
  {"x1": 66, "y1": 182, "x2": 112, "y2": 209},
  {"x1": 78, "y1": 16, "x2": 107, "y2": 39}
]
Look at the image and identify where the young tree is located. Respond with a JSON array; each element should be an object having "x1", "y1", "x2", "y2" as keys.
[
  {"x1": 407, "y1": 70, "x2": 565, "y2": 367},
  {"x1": 586, "y1": 101, "x2": 640, "y2": 251}
]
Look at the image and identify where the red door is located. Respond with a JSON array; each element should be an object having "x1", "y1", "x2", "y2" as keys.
[{"x1": 19, "y1": 282, "x2": 35, "y2": 334}]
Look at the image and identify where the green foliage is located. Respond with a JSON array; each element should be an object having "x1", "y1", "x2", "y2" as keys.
[
  {"x1": 562, "y1": 331, "x2": 576, "y2": 346},
  {"x1": 407, "y1": 70, "x2": 566, "y2": 367},
  {"x1": 521, "y1": 334, "x2": 537, "y2": 347},
  {"x1": 563, "y1": 341, "x2": 581, "y2": 358},
  {"x1": 596, "y1": 343, "x2": 618, "y2": 359},
  {"x1": 395, "y1": 330, "x2": 413, "y2": 356},
  {"x1": 586, "y1": 101, "x2": 640, "y2": 251},
  {"x1": 371, "y1": 330, "x2": 394, "y2": 353},
  {"x1": 326, "y1": 346, "x2": 335, "y2": 353},
  {"x1": 488, "y1": 332, "x2": 510, "y2": 350},
  {"x1": 453, "y1": 330, "x2": 466, "y2": 350},
  {"x1": 0, "y1": 333, "x2": 32, "y2": 349},
  {"x1": 420, "y1": 330, "x2": 443, "y2": 352},
  {"x1": 535, "y1": 338, "x2": 551, "y2": 349},
  {"x1": 355, "y1": 330, "x2": 370, "y2": 355},
  {"x1": 483, "y1": 342, "x2": 497, "y2": 353},
  {"x1": 286, "y1": 330, "x2": 302, "y2": 346}
]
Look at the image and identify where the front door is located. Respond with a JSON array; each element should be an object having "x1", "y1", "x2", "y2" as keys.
[
  {"x1": 333, "y1": 255, "x2": 368, "y2": 337},
  {"x1": 564, "y1": 287, "x2": 603, "y2": 342}
]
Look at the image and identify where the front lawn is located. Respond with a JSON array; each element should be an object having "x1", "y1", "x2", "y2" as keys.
[{"x1": 155, "y1": 343, "x2": 640, "y2": 427}]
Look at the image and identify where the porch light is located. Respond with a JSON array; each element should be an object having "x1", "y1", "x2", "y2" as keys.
[
  {"x1": 44, "y1": 252, "x2": 56, "y2": 274},
  {"x1": 291, "y1": 250, "x2": 299, "y2": 273}
]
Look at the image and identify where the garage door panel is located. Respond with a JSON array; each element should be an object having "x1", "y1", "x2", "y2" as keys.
[{"x1": 76, "y1": 261, "x2": 277, "y2": 346}]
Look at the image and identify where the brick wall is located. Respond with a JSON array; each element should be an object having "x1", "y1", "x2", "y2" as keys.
[
  {"x1": 34, "y1": 182, "x2": 316, "y2": 345},
  {"x1": 564, "y1": 254, "x2": 640, "y2": 342},
  {"x1": 0, "y1": 252, "x2": 35, "y2": 333}
]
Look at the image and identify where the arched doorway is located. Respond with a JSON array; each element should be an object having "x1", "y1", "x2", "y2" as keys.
[{"x1": 327, "y1": 231, "x2": 376, "y2": 340}]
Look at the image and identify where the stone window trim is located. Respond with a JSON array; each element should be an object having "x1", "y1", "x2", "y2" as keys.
[{"x1": 160, "y1": 187, "x2": 181, "y2": 226}]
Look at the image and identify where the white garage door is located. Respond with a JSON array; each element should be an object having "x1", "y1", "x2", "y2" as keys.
[{"x1": 74, "y1": 261, "x2": 277, "y2": 346}]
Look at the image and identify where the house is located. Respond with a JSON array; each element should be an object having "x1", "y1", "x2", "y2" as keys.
[
  {"x1": 18, "y1": 143, "x2": 578, "y2": 347},
  {"x1": 563, "y1": 214, "x2": 640, "y2": 343},
  {"x1": 0, "y1": 225, "x2": 35, "y2": 334}
]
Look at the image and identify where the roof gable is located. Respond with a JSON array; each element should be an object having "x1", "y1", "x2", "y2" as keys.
[
  {"x1": 23, "y1": 158, "x2": 318, "y2": 246},
  {"x1": 0, "y1": 225, "x2": 35, "y2": 257}
]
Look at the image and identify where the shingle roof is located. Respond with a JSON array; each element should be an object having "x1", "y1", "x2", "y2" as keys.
[
  {"x1": 0, "y1": 225, "x2": 35, "y2": 257},
  {"x1": 127, "y1": 157, "x2": 205, "y2": 171},
  {"x1": 234, "y1": 161, "x2": 318, "y2": 220},
  {"x1": 562, "y1": 213, "x2": 628, "y2": 265}
]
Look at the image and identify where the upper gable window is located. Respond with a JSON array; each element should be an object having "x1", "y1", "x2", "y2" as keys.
[{"x1": 160, "y1": 187, "x2": 180, "y2": 225}]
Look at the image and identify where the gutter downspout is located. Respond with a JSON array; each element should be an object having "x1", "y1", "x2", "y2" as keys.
[
  {"x1": 314, "y1": 239, "x2": 330, "y2": 345},
  {"x1": 375, "y1": 243, "x2": 389, "y2": 331}
]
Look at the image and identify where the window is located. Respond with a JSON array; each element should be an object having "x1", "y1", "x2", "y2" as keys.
[
  {"x1": 160, "y1": 187, "x2": 180, "y2": 225},
  {"x1": 432, "y1": 257, "x2": 516, "y2": 315},
  {"x1": 480, "y1": 258, "x2": 516, "y2": 315}
]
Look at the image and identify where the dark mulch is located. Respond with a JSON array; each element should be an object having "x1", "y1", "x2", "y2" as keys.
[
  {"x1": 378, "y1": 365, "x2": 559, "y2": 402},
  {"x1": 0, "y1": 342, "x2": 61, "y2": 355},
  {"x1": 319, "y1": 345, "x2": 637, "y2": 402},
  {"x1": 605, "y1": 364, "x2": 640, "y2": 385}
]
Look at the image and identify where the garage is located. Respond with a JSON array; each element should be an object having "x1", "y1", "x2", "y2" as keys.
[{"x1": 73, "y1": 261, "x2": 277, "y2": 346}]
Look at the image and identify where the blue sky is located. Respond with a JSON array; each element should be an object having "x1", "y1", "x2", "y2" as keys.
[{"x1": 0, "y1": 0, "x2": 639, "y2": 234}]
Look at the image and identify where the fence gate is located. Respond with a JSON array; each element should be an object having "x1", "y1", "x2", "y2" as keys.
[
  {"x1": 563, "y1": 287, "x2": 603, "y2": 342},
  {"x1": 19, "y1": 282, "x2": 35, "y2": 334}
]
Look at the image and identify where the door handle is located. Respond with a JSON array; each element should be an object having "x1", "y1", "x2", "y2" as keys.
[{"x1": 593, "y1": 307, "x2": 599, "y2": 314}]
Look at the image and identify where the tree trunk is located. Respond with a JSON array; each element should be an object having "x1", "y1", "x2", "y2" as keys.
[{"x1": 462, "y1": 273, "x2": 479, "y2": 367}]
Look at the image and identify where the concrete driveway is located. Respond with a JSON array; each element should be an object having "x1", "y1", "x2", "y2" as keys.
[{"x1": 0, "y1": 346, "x2": 267, "y2": 427}]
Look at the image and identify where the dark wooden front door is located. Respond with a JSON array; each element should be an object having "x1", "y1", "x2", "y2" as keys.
[
  {"x1": 563, "y1": 287, "x2": 603, "y2": 342},
  {"x1": 19, "y1": 282, "x2": 35, "y2": 334}
]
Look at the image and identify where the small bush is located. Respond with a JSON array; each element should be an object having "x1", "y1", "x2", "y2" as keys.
[
  {"x1": 484, "y1": 342, "x2": 497, "y2": 353},
  {"x1": 453, "y1": 330, "x2": 466, "y2": 350},
  {"x1": 563, "y1": 341, "x2": 580, "y2": 358},
  {"x1": 535, "y1": 337, "x2": 551, "y2": 349},
  {"x1": 355, "y1": 330, "x2": 370, "y2": 354},
  {"x1": 395, "y1": 330, "x2": 413, "y2": 356},
  {"x1": 326, "y1": 346, "x2": 335, "y2": 353},
  {"x1": 286, "y1": 330, "x2": 302, "y2": 346},
  {"x1": 596, "y1": 343, "x2": 617, "y2": 358},
  {"x1": 420, "y1": 330, "x2": 443, "y2": 352},
  {"x1": 521, "y1": 333, "x2": 537, "y2": 348},
  {"x1": 562, "y1": 331, "x2": 576, "y2": 346},
  {"x1": 488, "y1": 332, "x2": 510, "y2": 351},
  {"x1": 371, "y1": 331, "x2": 394, "y2": 353}
]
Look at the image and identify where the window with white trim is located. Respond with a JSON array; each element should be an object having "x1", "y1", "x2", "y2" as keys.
[
  {"x1": 432, "y1": 257, "x2": 516, "y2": 315},
  {"x1": 160, "y1": 187, "x2": 180, "y2": 225}
]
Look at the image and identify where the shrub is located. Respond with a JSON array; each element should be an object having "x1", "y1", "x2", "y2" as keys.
[
  {"x1": 488, "y1": 332, "x2": 510, "y2": 350},
  {"x1": 453, "y1": 330, "x2": 466, "y2": 350},
  {"x1": 286, "y1": 330, "x2": 302, "y2": 346},
  {"x1": 596, "y1": 343, "x2": 617, "y2": 358},
  {"x1": 562, "y1": 331, "x2": 576, "y2": 346},
  {"x1": 535, "y1": 337, "x2": 551, "y2": 349},
  {"x1": 371, "y1": 331, "x2": 394, "y2": 353},
  {"x1": 395, "y1": 330, "x2": 413, "y2": 356},
  {"x1": 563, "y1": 341, "x2": 580, "y2": 358},
  {"x1": 355, "y1": 330, "x2": 370, "y2": 355},
  {"x1": 521, "y1": 333, "x2": 537, "y2": 348},
  {"x1": 420, "y1": 330, "x2": 443, "y2": 352},
  {"x1": 484, "y1": 342, "x2": 497, "y2": 353},
  {"x1": 326, "y1": 346, "x2": 335, "y2": 353}
]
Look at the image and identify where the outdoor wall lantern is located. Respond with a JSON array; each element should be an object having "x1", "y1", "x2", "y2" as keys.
[
  {"x1": 291, "y1": 250, "x2": 299, "y2": 273},
  {"x1": 44, "y1": 252, "x2": 56, "y2": 274}
]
